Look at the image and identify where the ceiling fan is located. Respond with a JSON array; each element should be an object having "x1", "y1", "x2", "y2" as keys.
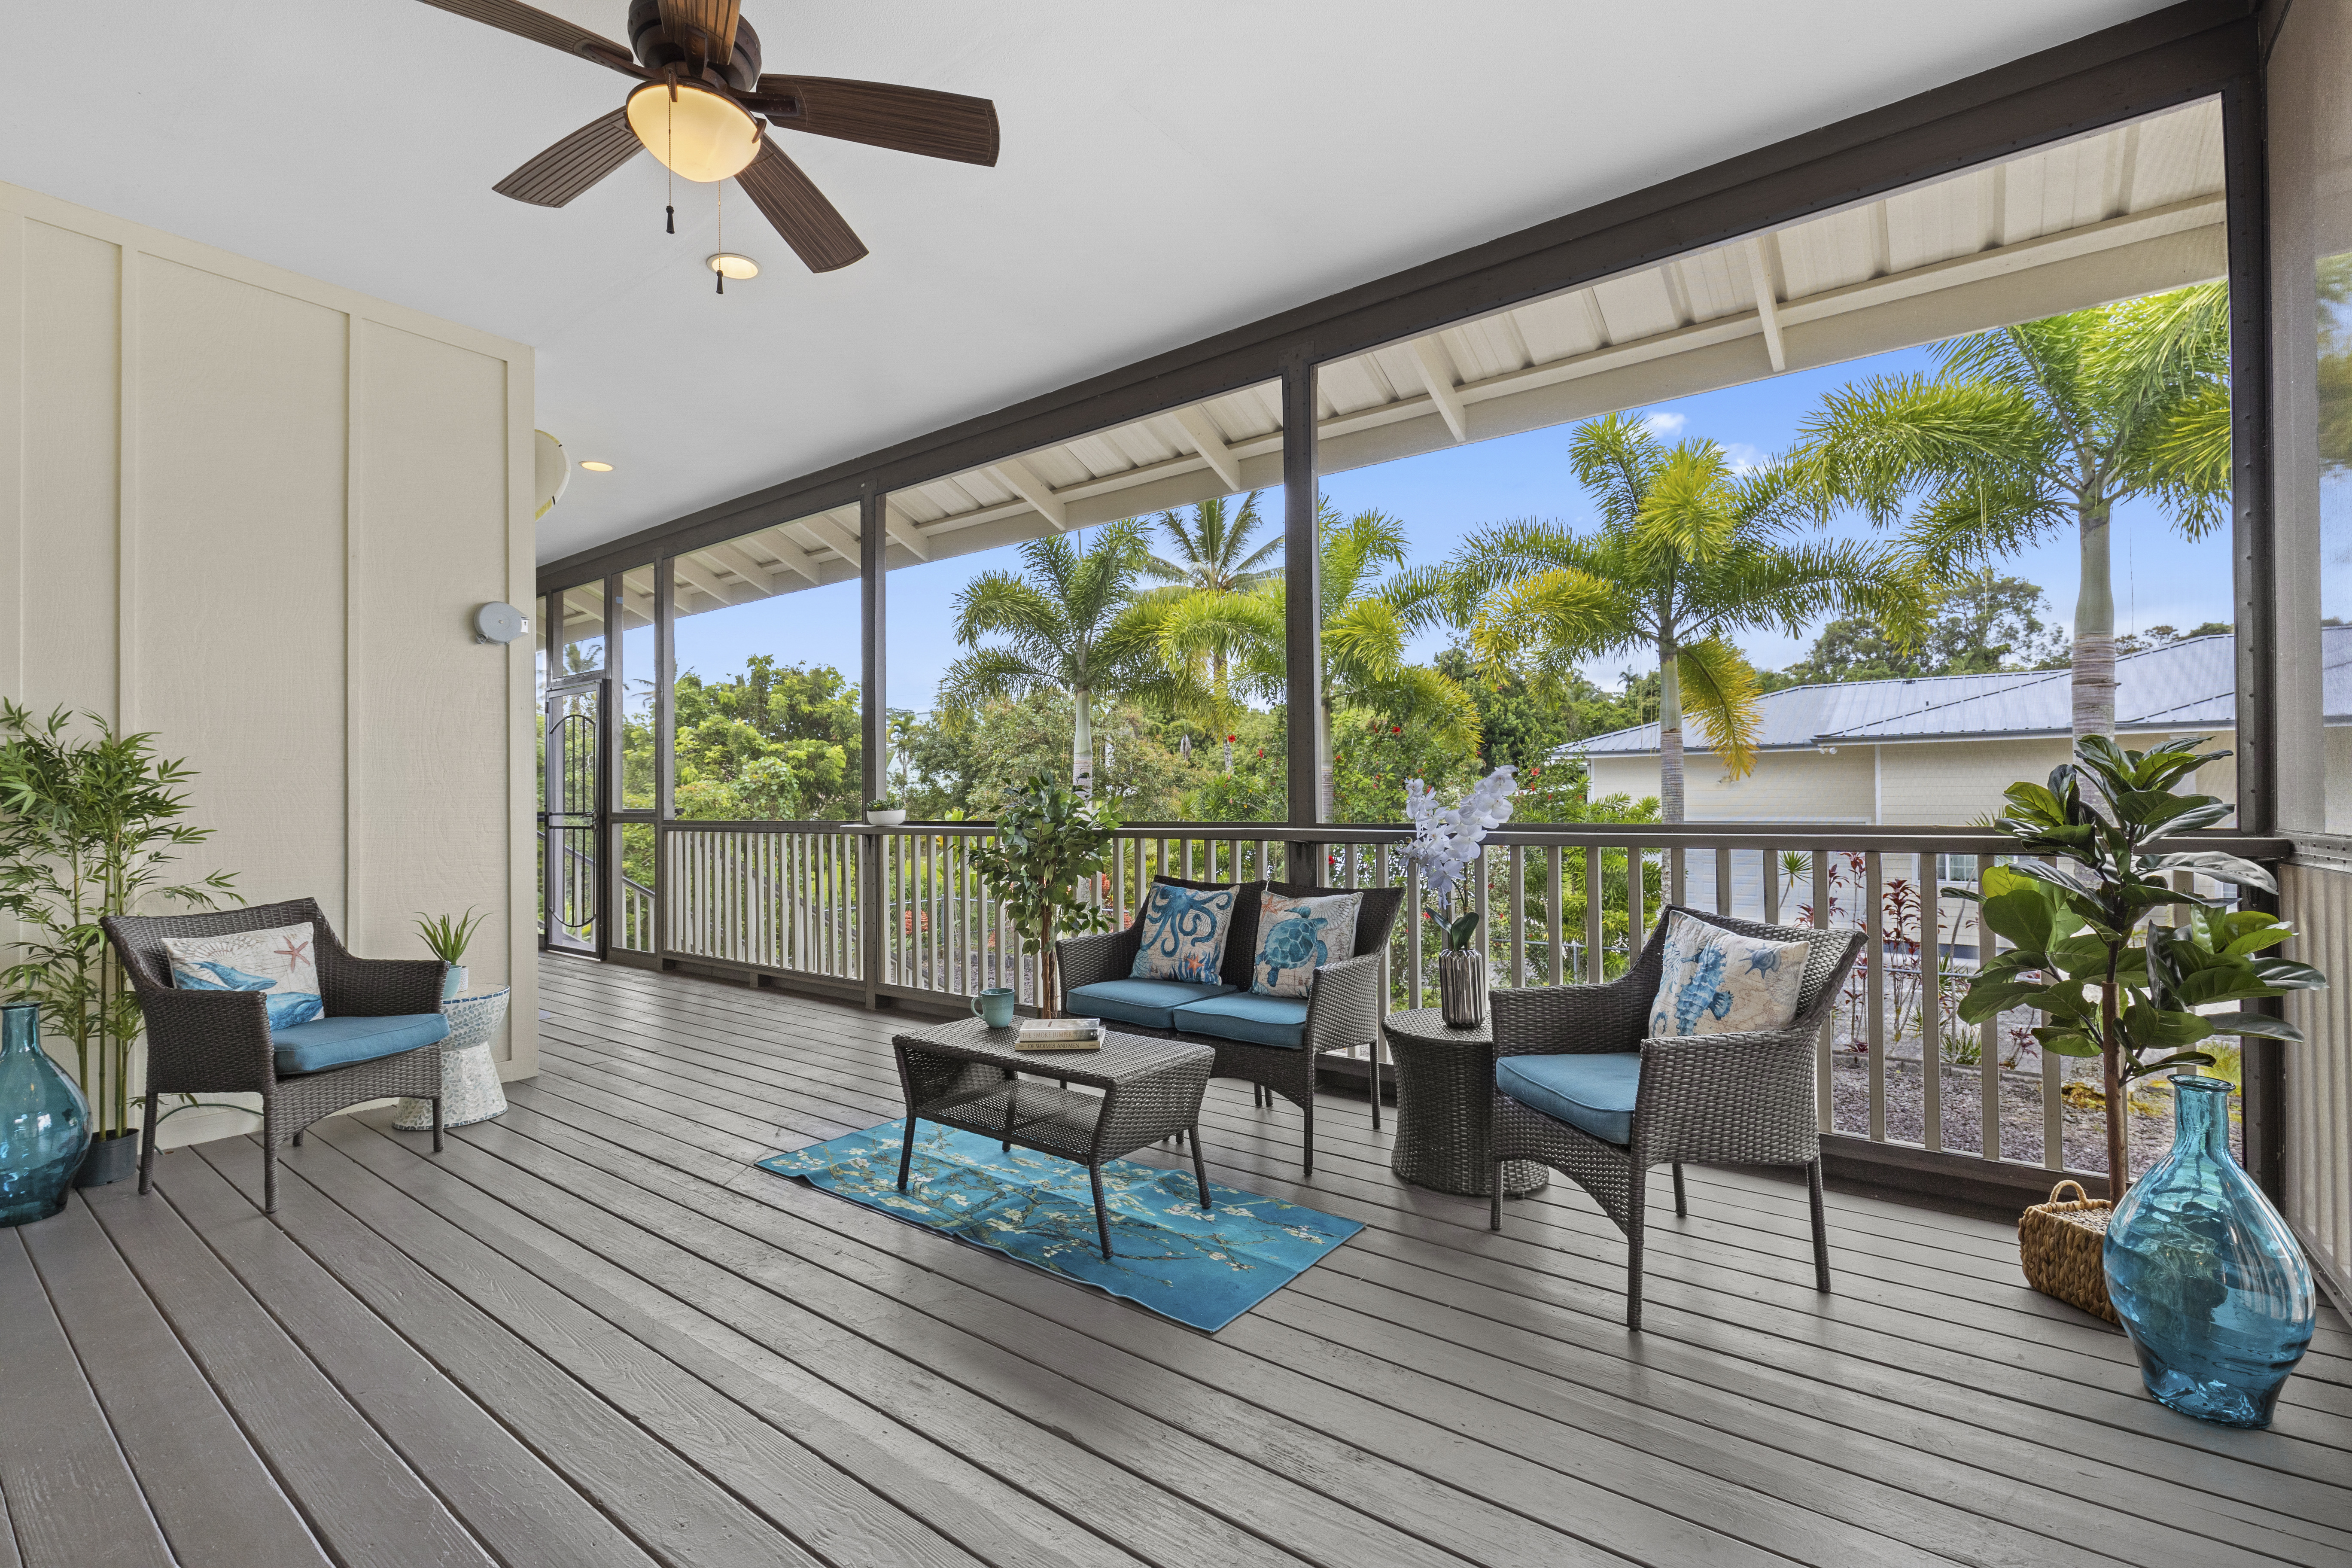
[{"x1": 421, "y1": 0, "x2": 998, "y2": 273}]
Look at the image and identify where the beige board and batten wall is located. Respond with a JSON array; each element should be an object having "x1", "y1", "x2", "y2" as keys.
[
  {"x1": 1587, "y1": 732, "x2": 2239, "y2": 825},
  {"x1": 0, "y1": 179, "x2": 538, "y2": 1149}
]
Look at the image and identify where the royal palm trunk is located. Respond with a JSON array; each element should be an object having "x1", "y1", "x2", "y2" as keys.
[
  {"x1": 2072, "y1": 497, "x2": 2117, "y2": 741},
  {"x1": 1657, "y1": 639, "x2": 1686, "y2": 824}
]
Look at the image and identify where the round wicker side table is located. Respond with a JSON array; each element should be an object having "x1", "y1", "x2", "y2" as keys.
[
  {"x1": 1382, "y1": 1007, "x2": 1548, "y2": 1198},
  {"x1": 395, "y1": 987, "x2": 510, "y2": 1131}
]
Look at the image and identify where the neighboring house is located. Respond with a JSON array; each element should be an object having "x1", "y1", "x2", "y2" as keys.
[{"x1": 1575, "y1": 630, "x2": 2352, "y2": 826}]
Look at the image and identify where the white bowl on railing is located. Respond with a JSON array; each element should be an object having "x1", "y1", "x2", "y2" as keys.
[{"x1": 866, "y1": 809, "x2": 907, "y2": 828}]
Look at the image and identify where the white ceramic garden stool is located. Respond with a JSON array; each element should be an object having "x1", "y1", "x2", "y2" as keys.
[{"x1": 395, "y1": 986, "x2": 510, "y2": 1131}]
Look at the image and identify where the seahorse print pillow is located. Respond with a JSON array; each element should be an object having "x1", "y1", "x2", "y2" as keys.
[
  {"x1": 162, "y1": 922, "x2": 326, "y2": 1031},
  {"x1": 1646, "y1": 912, "x2": 1808, "y2": 1038},
  {"x1": 1129, "y1": 883, "x2": 1238, "y2": 983},
  {"x1": 1251, "y1": 889, "x2": 1363, "y2": 998}
]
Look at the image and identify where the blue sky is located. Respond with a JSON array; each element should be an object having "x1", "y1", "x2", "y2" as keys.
[{"x1": 665, "y1": 340, "x2": 2239, "y2": 714}]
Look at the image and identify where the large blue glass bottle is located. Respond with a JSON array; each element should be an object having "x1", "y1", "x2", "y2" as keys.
[
  {"x1": 2104, "y1": 1075, "x2": 2313, "y2": 1428},
  {"x1": 0, "y1": 1002, "x2": 92, "y2": 1227}
]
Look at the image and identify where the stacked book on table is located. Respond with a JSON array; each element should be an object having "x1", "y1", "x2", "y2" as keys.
[{"x1": 1015, "y1": 1017, "x2": 1105, "y2": 1051}]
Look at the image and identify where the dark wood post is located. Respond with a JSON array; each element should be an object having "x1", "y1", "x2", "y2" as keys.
[
  {"x1": 653, "y1": 556, "x2": 676, "y2": 966},
  {"x1": 1282, "y1": 349, "x2": 1323, "y2": 886},
  {"x1": 861, "y1": 486, "x2": 889, "y2": 1007}
]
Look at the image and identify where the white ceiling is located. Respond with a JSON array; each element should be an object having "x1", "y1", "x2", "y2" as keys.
[{"x1": 0, "y1": 0, "x2": 2173, "y2": 566}]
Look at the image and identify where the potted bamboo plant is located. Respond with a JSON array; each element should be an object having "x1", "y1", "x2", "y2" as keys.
[{"x1": 0, "y1": 704, "x2": 235, "y2": 1187}]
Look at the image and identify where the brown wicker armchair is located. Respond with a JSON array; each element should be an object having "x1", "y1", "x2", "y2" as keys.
[
  {"x1": 103, "y1": 897, "x2": 450, "y2": 1212},
  {"x1": 1488, "y1": 906, "x2": 1865, "y2": 1329},
  {"x1": 1057, "y1": 877, "x2": 1403, "y2": 1174}
]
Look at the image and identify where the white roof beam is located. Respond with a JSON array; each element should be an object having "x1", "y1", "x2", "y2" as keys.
[
  {"x1": 1169, "y1": 404, "x2": 1244, "y2": 493},
  {"x1": 671, "y1": 554, "x2": 745, "y2": 608},
  {"x1": 747, "y1": 527, "x2": 823, "y2": 583},
  {"x1": 1409, "y1": 337, "x2": 1470, "y2": 443},
  {"x1": 882, "y1": 502, "x2": 930, "y2": 560},
  {"x1": 704, "y1": 540, "x2": 787, "y2": 595},
  {"x1": 1741, "y1": 238, "x2": 1787, "y2": 374},
  {"x1": 794, "y1": 512, "x2": 866, "y2": 564},
  {"x1": 987, "y1": 456, "x2": 1067, "y2": 530}
]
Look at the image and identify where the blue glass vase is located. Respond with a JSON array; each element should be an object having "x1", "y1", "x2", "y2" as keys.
[
  {"x1": 0, "y1": 1002, "x2": 92, "y2": 1227},
  {"x1": 2104, "y1": 1075, "x2": 2313, "y2": 1428}
]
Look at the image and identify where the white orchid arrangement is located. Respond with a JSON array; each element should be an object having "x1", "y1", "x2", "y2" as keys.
[{"x1": 1402, "y1": 766, "x2": 1519, "y2": 951}]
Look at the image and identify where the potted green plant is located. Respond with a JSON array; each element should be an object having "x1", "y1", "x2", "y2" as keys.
[
  {"x1": 415, "y1": 907, "x2": 488, "y2": 1001},
  {"x1": 1955, "y1": 734, "x2": 2329, "y2": 1424},
  {"x1": 865, "y1": 795, "x2": 907, "y2": 828},
  {"x1": 0, "y1": 704, "x2": 235, "y2": 1187},
  {"x1": 969, "y1": 772, "x2": 1117, "y2": 1016},
  {"x1": 1400, "y1": 767, "x2": 1518, "y2": 1026}
]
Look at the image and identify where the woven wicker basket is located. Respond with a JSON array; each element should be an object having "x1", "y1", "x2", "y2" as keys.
[{"x1": 2019, "y1": 1179, "x2": 2119, "y2": 1324}]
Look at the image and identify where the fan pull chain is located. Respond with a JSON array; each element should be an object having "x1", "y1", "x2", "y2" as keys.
[
  {"x1": 715, "y1": 181, "x2": 724, "y2": 294},
  {"x1": 664, "y1": 74, "x2": 677, "y2": 234}
]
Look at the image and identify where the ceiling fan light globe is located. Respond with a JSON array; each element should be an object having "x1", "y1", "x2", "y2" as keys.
[{"x1": 626, "y1": 80, "x2": 760, "y2": 183}]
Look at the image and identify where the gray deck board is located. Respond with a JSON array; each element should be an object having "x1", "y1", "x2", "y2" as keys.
[
  {"x1": 0, "y1": 1228, "x2": 171, "y2": 1568},
  {"x1": 18, "y1": 1197, "x2": 328, "y2": 1568},
  {"x1": 2, "y1": 953, "x2": 2344, "y2": 1568}
]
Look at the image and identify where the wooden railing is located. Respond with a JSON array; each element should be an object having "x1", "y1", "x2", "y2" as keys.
[{"x1": 633, "y1": 817, "x2": 2289, "y2": 1184}]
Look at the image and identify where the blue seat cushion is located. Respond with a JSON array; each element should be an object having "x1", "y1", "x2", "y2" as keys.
[
  {"x1": 1065, "y1": 978, "x2": 1235, "y2": 1031},
  {"x1": 271, "y1": 1013, "x2": 450, "y2": 1076},
  {"x1": 1170, "y1": 992, "x2": 1310, "y2": 1050},
  {"x1": 1497, "y1": 1051, "x2": 1642, "y2": 1145}
]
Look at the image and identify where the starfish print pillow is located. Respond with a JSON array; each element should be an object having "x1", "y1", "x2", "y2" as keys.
[
  {"x1": 1646, "y1": 912, "x2": 1808, "y2": 1038},
  {"x1": 162, "y1": 922, "x2": 325, "y2": 1031}
]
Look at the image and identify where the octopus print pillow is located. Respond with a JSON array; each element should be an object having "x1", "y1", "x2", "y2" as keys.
[
  {"x1": 1251, "y1": 889, "x2": 1363, "y2": 998},
  {"x1": 1129, "y1": 883, "x2": 1238, "y2": 983},
  {"x1": 1646, "y1": 912, "x2": 1807, "y2": 1038},
  {"x1": 162, "y1": 922, "x2": 326, "y2": 1031}
]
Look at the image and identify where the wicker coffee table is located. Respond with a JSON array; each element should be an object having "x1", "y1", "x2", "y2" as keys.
[
  {"x1": 1382, "y1": 1008, "x2": 1549, "y2": 1198},
  {"x1": 890, "y1": 1018, "x2": 1215, "y2": 1259}
]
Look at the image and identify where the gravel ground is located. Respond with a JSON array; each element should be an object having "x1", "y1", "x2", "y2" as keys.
[{"x1": 1826, "y1": 1054, "x2": 2229, "y2": 1182}]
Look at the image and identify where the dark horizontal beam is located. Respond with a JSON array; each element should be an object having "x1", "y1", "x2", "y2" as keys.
[{"x1": 541, "y1": 0, "x2": 2256, "y2": 594}]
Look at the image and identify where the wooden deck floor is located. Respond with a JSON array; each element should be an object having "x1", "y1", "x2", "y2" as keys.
[{"x1": 4, "y1": 954, "x2": 2349, "y2": 1568}]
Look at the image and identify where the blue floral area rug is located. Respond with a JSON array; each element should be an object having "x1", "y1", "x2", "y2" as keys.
[{"x1": 755, "y1": 1120, "x2": 1362, "y2": 1332}]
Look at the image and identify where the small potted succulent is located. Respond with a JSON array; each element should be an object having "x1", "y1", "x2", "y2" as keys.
[
  {"x1": 865, "y1": 795, "x2": 907, "y2": 828},
  {"x1": 415, "y1": 907, "x2": 487, "y2": 1002}
]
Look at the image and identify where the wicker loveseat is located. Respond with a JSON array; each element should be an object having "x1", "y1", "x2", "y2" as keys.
[
  {"x1": 1488, "y1": 906, "x2": 1865, "y2": 1328},
  {"x1": 1056, "y1": 877, "x2": 1402, "y2": 1173},
  {"x1": 103, "y1": 897, "x2": 451, "y2": 1212}
]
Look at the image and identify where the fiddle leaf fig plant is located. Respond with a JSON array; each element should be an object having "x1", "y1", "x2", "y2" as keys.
[
  {"x1": 1954, "y1": 735, "x2": 2325, "y2": 1191},
  {"x1": 969, "y1": 771, "x2": 1118, "y2": 1017}
]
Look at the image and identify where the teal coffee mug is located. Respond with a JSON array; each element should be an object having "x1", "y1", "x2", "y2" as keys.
[{"x1": 971, "y1": 987, "x2": 1016, "y2": 1029}]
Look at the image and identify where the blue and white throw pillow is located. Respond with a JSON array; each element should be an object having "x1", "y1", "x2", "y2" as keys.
[
  {"x1": 163, "y1": 922, "x2": 325, "y2": 1031},
  {"x1": 1646, "y1": 912, "x2": 1807, "y2": 1038},
  {"x1": 1252, "y1": 889, "x2": 1363, "y2": 998},
  {"x1": 1130, "y1": 883, "x2": 1238, "y2": 983}
]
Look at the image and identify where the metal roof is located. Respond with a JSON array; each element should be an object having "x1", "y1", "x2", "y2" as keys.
[
  {"x1": 1575, "y1": 629, "x2": 2352, "y2": 757},
  {"x1": 562, "y1": 97, "x2": 2226, "y2": 638}
]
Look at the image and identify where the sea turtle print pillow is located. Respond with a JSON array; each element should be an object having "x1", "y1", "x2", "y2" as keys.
[
  {"x1": 162, "y1": 922, "x2": 326, "y2": 1031},
  {"x1": 1129, "y1": 883, "x2": 1238, "y2": 983},
  {"x1": 1646, "y1": 912, "x2": 1808, "y2": 1038},
  {"x1": 1251, "y1": 889, "x2": 1363, "y2": 998}
]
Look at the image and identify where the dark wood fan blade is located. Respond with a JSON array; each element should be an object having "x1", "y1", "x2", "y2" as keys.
[
  {"x1": 735, "y1": 137, "x2": 867, "y2": 272},
  {"x1": 413, "y1": 0, "x2": 639, "y2": 73},
  {"x1": 657, "y1": 0, "x2": 740, "y2": 64},
  {"x1": 492, "y1": 109, "x2": 643, "y2": 207},
  {"x1": 754, "y1": 76, "x2": 998, "y2": 166}
]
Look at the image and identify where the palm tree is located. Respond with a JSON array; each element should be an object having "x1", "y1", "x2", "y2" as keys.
[
  {"x1": 1140, "y1": 492, "x2": 1280, "y2": 773},
  {"x1": 1451, "y1": 414, "x2": 1918, "y2": 822},
  {"x1": 1794, "y1": 282, "x2": 2230, "y2": 740},
  {"x1": 937, "y1": 521, "x2": 1177, "y2": 795},
  {"x1": 1163, "y1": 499, "x2": 1478, "y2": 816}
]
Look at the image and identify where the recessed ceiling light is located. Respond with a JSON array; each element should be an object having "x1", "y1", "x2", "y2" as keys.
[
  {"x1": 706, "y1": 252, "x2": 760, "y2": 280},
  {"x1": 579, "y1": 461, "x2": 614, "y2": 472}
]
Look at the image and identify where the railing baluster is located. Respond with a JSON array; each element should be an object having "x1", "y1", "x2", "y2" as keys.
[
  {"x1": 1866, "y1": 849, "x2": 1885, "y2": 1144},
  {"x1": 1515, "y1": 846, "x2": 1534, "y2": 992},
  {"x1": 1763, "y1": 845, "x2": 1781, "y2": 925},
  {"x1": 1626, "y1": 844, "x2": 1645, "y2": 971},
  {"x1": 1920, "y1": 847, "x2": 1943, "y2": 1154},
  {"x1": 1716, "y1": 845, "x2": 1733, "y2": 918},
  {"x1": 1406, "y1": 867, "x2": 1423, "y2": 1010},
  {"x1": 1813, "y1": 846, "x2": 1832, "y2": 1130},
  {"x1": 1670, "y1": 845, "x2": 1686, "y2": 909},
  {"x1": 1545, "y1": 846, "x2": 1562, "y2": 986},
  {"x1": 1474, "y1": 846, "x2": 1491, "y2": 985},
  {"x1": 1582, "y1": 843, "x2": 1602, "y2": 983}
]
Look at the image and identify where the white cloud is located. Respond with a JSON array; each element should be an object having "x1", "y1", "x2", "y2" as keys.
[
  {"x1": 1722, "y1": 442, "x2": 1771, "y2": 473},
  {"x1": 1642, "y1": 411, "x2": 1686, "y2": 438}
]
